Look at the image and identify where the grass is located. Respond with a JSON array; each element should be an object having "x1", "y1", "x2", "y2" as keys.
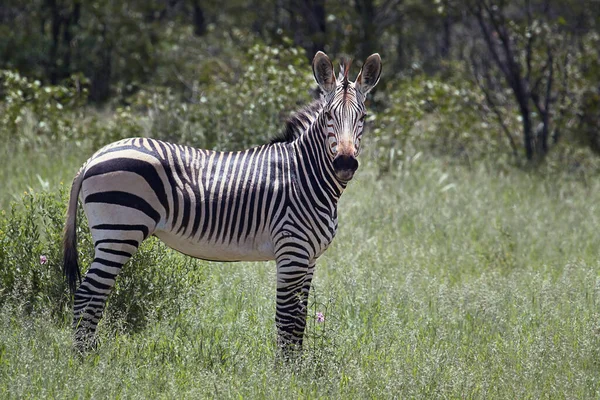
[
  {"x1": 1, "y1": 140, "x2": 600, "y2": 398},
  {"x1": 0, "y1": 141, "x2": 88, "y2": 208}
]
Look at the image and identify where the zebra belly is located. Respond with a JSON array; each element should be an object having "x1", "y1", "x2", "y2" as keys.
[{"x1": 154, "y1": 230, "x2": 276, "y2": 262}]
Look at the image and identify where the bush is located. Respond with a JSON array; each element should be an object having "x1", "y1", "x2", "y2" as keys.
[
  {"x1": 0, "y1": 188, "x2": 205, "y2": 333},
  {"x1": 0, "y1": 190, "x2": 74, "y2": 318},
  {"x1": 0, "y1": 70, "x2": 89, "y2": 147},
  {"x1": 0, "y1": 36, "x2": 314, "y2": 154},
  {"x1": 127, "y1": 41, "x2": 313, "y2": 150},
  {"x1": 371, "y1": 75, "x2": 506, "y2": 174}
]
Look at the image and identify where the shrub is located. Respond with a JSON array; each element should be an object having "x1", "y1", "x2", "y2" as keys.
[
  {"x1": 128, "y1": 41, "x2": 313, "y2": 150},
  {"x1": 0, "y1": 189, "x2": 77, "y2": 317},
  {"x1": 0, "y1": 70, "x2": 89, "y2": 147},
  {"x1": 0, "y1": 188, "x2": 205, "y2": 333},
  {"x1": 371, "y1": 75, "x2": 505, "y2": 174}
]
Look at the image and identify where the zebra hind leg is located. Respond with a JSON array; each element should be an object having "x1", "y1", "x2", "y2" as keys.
[{"x1": 73, "y1": 239, "x2": 139, "y2": 352}]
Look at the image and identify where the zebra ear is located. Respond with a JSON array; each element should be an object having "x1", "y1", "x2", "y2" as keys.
[
  {"x1": 312, "y1": 51, "x2": 336, "y2": 94},
  {"x1": 355, "y1": 53, "x2": 382, "y2": 95}
]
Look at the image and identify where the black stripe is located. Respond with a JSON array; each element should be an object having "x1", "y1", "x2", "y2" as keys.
[
  {"x1": 287, "y1": 213, "x2": 317, "y2": 255},
  {"x1": 213, "y1": 153, "x2": 234, "y2": 242},
  {"x1": 177, "y1": 184, "x2": 192, "y2": 235},
  {"x1": 91, "y1": 224, "x2": 150, "y2": 239},
  {"x1": 93, "y1": 257, "x2": 123, "y2": 268},
  {"x1": 168, "y1": 142, "x2": 187, "y2": 232},
  {"x1": 97, "y1": 248, "x2": 132, "y2": 258},
  {"x1": 244, "y1": 152, "x2": 263, "y2": 239},
  {"x1": 84, "y1": 276, "x2": 112, "y2": 290},
  {"x1": 219, "y1": 155, "x2": 240, "y2": 243},
  {"x1": 201, "y1": 154, "x2": 219, "y2": 239},
  {"x1": 175, "y1": 146, "x2": 192, "y2": 235},
  {"x1": 87, "y1": 267, "x2": 119, "y2": 280},
  {"x1": 238, "y1": 150, "x2": 261, "y2": 242},
  {"x1": 190, "y1": 188, "x2": 203, "y2": 238},
  {"x1": 95, "y1": 239, "x2": 139, "y2": 248},
  {"x1": 208, "y1": 156, "x2": 226, "y2": 241},
  {"x1": 83, "y1": 157, "x2": 170, "y2": 219},
  {"x1": 209, "y1": 153, "x2": 232, "y2": 241},
  {"x1": 157, "y1": 141, "x2": 179, "y2": 230},
  {"x1": 227, "y1": 151, "x2": 252, "y2": 244},
  {"x1": 85, "y1": 191, "x2": 160, "y2": 224}
]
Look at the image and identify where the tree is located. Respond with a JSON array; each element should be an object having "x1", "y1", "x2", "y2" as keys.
[{"x1": 466, "y1": 0, "x2": 573, "y2": 161}]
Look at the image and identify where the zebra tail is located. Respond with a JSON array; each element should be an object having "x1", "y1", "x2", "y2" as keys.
[{"x1": 63, "y1": 168, "x2": 84, "y2": 294}]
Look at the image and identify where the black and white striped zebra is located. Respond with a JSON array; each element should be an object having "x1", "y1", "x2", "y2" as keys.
[{"x1": 63, "y1": 51, "x2": 382, "y2": 352}]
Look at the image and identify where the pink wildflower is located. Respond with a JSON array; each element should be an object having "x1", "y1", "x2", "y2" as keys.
[
  {"x1": 316, "y1": 312, "x2": 325, "y2": 323},
  {"x1": 40, "y1": 255, "x2": 48, "y2": 265}
]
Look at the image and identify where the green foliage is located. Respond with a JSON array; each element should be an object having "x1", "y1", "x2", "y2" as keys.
[
  {"x1": 0, "y1": 190, "x2": 72, "y2": 317},
  {"x1": 0, "y1": 38, "x2": 312, "y2": 157},
  {"x1": 0, "y1": 70, "x2": 88, "y2": 146},
  {"x1": 105, "y1": 238, "x2": 207, "y2": 333},
  {"x1": 371, "y1": 74, "x2": 505, "y2": 174},
  {"x1": 0, "y1": 189, "x2": 205, "y2": 333},
  {"x1": 128, "y1": 42, "x2": 312, "y2": 150},
  {"x1": 562, "y1": 32, "x2": 600, "y2": 155}
]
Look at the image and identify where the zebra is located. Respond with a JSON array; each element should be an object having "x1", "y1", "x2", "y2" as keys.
[{"x1": 63, "y1": 51, "x2": 382, "y2": 353}]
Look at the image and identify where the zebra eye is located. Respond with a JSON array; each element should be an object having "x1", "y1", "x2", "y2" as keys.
[
  {"x1": 359, "y1": 114, "x2": 366, "y2": 123},
  {"x1": 328, "y1": 135, "x2": 338, "y2": 154},
  {"x1": 325, "y1": 111, "x2": 332, "y2": 120}
]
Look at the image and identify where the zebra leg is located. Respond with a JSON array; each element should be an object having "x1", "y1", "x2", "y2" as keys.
[
  {"x1": 73, "y1": 238, "x2": 139, "y2": 352},
  {"x1": 275, "y1": 251, "x2": 314, "y2": 354}
]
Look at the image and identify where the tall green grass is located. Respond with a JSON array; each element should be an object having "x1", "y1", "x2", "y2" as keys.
[
  {"x1": 1, "y1": 147, "x2": 599, "y2": 398},
  {"x1": 0, "y1": 141, "x2": 88, "y2": 208}
]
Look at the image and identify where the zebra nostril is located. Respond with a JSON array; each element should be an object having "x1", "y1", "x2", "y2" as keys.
[{"x1": 333, "y1": 155, "x2": 359, "y2": 172}]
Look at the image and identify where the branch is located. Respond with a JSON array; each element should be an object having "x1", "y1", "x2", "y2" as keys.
[
  {"x1": 530, "y1": 50, "x2": 553, "y2": 117},
  {"x1": 552, "y1": 43, "x2": 571, "y2": 144},
  {"x1": 525, "y1": 0, "x2": 534, "y2": 82},
  {"x1": 468, "y1": 2, "x2": 511, "y2": 81},
  {"x1": 531, "y1": 58, "x2": 551, "y2": 99},
  {"x1": 470, "y1": 51, "x2": 519, "y2": 159},
  {"x1": 543, "y1": 49, "x2": 554, "y2": 121},
  {"x1": 481, "y1": 0, "x2": 523, "y2": 93}
]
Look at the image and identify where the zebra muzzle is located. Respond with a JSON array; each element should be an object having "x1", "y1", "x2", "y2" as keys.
[{"x1": 333, "y1": 154, "x2": 359, "y2": 181}]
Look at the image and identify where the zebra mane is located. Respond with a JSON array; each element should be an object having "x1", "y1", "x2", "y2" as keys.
[
  {"x1": 338, "y1": 58, "x2": 351, "y2": 89},
  {"x1": 270, "y1": 97, "x2": 325, "y2": 144}
]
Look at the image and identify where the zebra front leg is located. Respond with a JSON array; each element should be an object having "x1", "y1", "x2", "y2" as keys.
[
  {"x1": 73, "y1": 239, "x2": 139, "y2": 352},
  {"x1": 275, "y1": 251, "x2": 315, "y2": 355}
]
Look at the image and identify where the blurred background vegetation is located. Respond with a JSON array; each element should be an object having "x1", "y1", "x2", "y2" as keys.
[{"x1": 0, "y1": 0, "x2": 598, "y2": 171}]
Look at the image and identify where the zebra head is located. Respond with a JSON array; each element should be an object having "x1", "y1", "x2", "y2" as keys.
[{"x1": 312, "y1": 51, "x2": 382, "y2": 182}]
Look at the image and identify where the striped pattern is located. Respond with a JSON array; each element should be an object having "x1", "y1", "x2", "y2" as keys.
[{"x1": 64, "y1": 51, "x2": 381, "y2": 352}]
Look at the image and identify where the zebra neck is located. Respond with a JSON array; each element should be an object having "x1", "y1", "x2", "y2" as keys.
[{"x1": 292, "y1": 119, "x2": 345, "y2": 206}]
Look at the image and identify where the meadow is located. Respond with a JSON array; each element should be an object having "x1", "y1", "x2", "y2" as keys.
[
  {"x1": 1, "y1": 0, "x2": 599, "y2": 396},
  {"x1": 1, "y1": 137, "x2": 599, "y2": 398}
]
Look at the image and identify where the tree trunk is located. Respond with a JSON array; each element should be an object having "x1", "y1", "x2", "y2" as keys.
[
  {"x1": 89, "y1": 25, "x2": 112, "y2": 103},
  {"x1": 441, "y1": 4, "x2": 451, "y2": 59},
  {"x1": 520, "y1": 103, "x2": 534, "y2": 160},
  {"x1": 191, "y1": 0, "x2": 206, "y2": 36},
  {"x1": 356, "y1": 0, "x2": 376, "y2": 60},
  {"x1": 308, "y1": 0, "x2": 326, "y2": 55},
  {"x1": 46, "y1": 0, "x2": 61, "y2": 84},
  {"x1": 62, "y1": 1, "x2": 80, "y2": 79},
  {"x1": 395, "y1": 15, "x2": 405, "y2": 70}
]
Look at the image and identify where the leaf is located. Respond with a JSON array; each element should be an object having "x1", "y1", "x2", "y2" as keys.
[{"x1": 440, "y1": 183, "x2": 456, "y2": 192}]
